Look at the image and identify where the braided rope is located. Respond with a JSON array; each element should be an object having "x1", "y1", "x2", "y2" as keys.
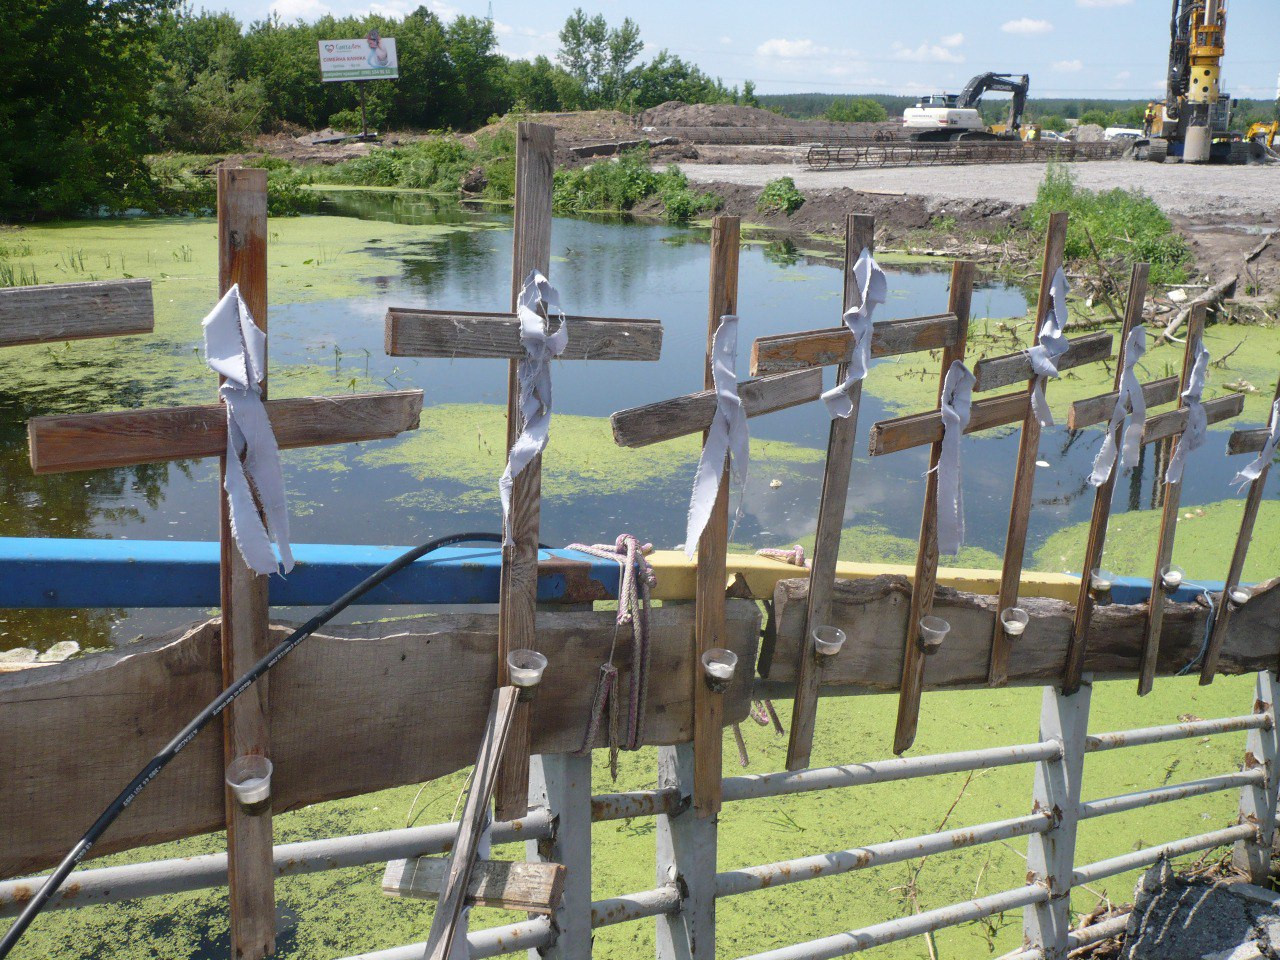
[{"x1": 755, "y1": 544, "x2": 810, "y2": 568}]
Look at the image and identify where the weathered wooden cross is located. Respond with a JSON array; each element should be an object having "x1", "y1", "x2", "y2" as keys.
[
  {"x1": 383, "y1": 122, "x2": 663, "y2": 821},
  {"x1": 746, "y1": 214, "x2": 972, "y2": 771},
  {"x1": 866, "y1": 212, "x2": 1118, "y2": 752},
  {"x1": 610, "y1": 214, "x2": 823, "y2": 813},
  {"x1": 25, "y1": 168, "x2": 425, "y2": 960}
]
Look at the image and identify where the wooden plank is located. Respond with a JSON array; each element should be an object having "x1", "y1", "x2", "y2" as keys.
[
  {"x1": 610, "y1": 368, "x2": 822, "y2": 448},
  {"x1": 749, "y1": 311, "x2": 959, "y2": 376},
  {"x1": 868, "y1": 391, "x2": 1028, "y2": 457},
  {"x1": 495, "y1": 121, "x2": 555, "y2": 821},
  {"x1": 694, "y1": 215, "x2": 739, "y2": 814},
  {"x1": 216, "y1": 166, "x2": 275, "y2": 960},
  {"x1": 764, "y1": 574, "x2": 1280, "y2": 691},
  {"x1": 0, "y1": 279, "x2": 153, "y2": 347},
  {"x1": 0, "y1": 604, "x2": 760, "y2": 879},
  {"x1": 1138, "y1": 304, "x2": 1207, "y2": 697},
  {"x1": 988, "y1": 211, "x2": 1070, "y2": 689},
  {"x1": 425, "y1": 687, "x2": 518, "y2": 960},
  {"x1": 1141, "y1": 392, "x2": 1244, "y2": 444},
  {"x1": 28, "y1": 391, "x2": 424, "y2": 474},
  {"x1": 1063, "y1": 263, "x2": 1151, "y2": 695},
  {"x1": 972, "y1": 331, "x2": 1113, "y2": 393},
  {"x1": 382, "y1": 857, "x2": 565, "y2": 914},
  {"x1": 892, "y1": 261, "x2": 975, "y2": 757},
  {"x1": 785, "y1": 213, "x2": 880, "y2": 771},
  {"x1": 385, "y1": 308, "x2": 663, "y2": 361},
  {"x1": 1200, "y1": 374, "x2": 1280, "y2": 684},
  {"x1": 1066, "y1": 376, "x2": 1179, "y2": 431},
  {"x1": 1228, "y1": 428, "x2": 1270, "y2": 456}
]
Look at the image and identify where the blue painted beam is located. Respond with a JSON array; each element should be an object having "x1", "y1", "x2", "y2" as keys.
[{"x1": 0, "y1": 538, "x2": 620, "y2": 608}]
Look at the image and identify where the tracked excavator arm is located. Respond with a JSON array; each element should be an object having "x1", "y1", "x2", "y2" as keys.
[{"x1": 956, "y1": 72, "x2": 1030, "y2": 133}]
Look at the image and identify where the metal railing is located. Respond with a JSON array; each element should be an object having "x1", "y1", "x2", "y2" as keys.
[
  {"x1": 2, "y1": 675, "x2": 1276, "y2": 960},
  {"x1": 805, "y1": 139, "x2": 1126, "y2": 170}
]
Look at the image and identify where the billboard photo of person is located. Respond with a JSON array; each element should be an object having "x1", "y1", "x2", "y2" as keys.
[{"x1": 366, "y1": 29, "x2": 389, "y2": 68}]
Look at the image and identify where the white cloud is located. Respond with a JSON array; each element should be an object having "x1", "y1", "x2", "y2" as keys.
[
  {"x1": 272, "y1": 0, "x2": 331, "y2": 18},
  {"x1": 892, "y1": 40, "x2": 965, "y2": 64},
  {"x1": 939, "y1": 32, "x2": 965, "y2": 48},
  {"x1": 1114, "y1": 70, "x2": 1131, "y2": 81},
  {"x1": 1001, "y1": 17, "x2": 1054, "y2": 35},
  {"x1": 720, "y1": 35, "x2": 732, "y2": 45},
  {"x1": 1052, "y1": 59, "x2": 1084, "y2": 72},
  {"x1": 1078, "y1": 0, "x2": 1133, "y2": 6},
  {"x1": 756, "y1": 37, "x2": 826, "y2": 59}
]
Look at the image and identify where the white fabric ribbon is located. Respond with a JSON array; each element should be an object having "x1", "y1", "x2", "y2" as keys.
[
  {"x1": 685, "y1": 315, "x2": 749, "y2": 559},
  {"x1": 1164, "y1": 336, "x2": 1210, "y2": 484},
  {"x1": 821, "y1": 247, "x2": 888, "y2": 419},
  {"x1": 202, "y1": 284, "x2": 293, "y2": 576},
  {"x1": 1089, "y1": 325, "x2": 1148, "y2": 487},
  {"x1": 1024, "y1": 267, "x2": 1071, "y2": 427},
  {"x1": 934, "y1": 360, "x2": 976, "y2": 557},
  {"x1": 1233, "y1": 398, "x2": 1280, "y2": 492},
  {"x1": 499, "y1": 270, "x2": 569, "y2": 543}
]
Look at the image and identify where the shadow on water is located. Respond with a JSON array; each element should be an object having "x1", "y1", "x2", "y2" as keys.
[{"x1": 1, "y1": 188, "x2": 1272, "y2": 653}]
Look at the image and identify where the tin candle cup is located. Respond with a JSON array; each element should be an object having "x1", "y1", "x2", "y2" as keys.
[
  {"x1": 917, "y1": 616, "x2": 950, "y2": 655},
  {"x1": 1000, "y1": 607, "x2": 1030, "y2": 639},
  {"x1": 701, "y1": 648, "x2": 738, "y2": 693},
  {"x1": 812, "y1": 625, "x2": 847, "y2": 663},
  {"x1": 1161, "y1": 565, "x2": 1184, "y2": 592},
  {"x1": 226, "y1": 755, "x2": 273, "y2": 814},
  {"x1": 1228, "y1": 585, "x2": 1252, "y2": 607},
  {"x1": 508, "y1": 649, "x2": 548, "y2": 700},
  {"x1": 1089, "y1": 568, "x2": 1114, "y2": 596}
]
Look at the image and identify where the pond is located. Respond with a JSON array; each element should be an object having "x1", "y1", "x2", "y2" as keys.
[{"x1": 0, "y1": 190, "x2": 1275, "y2": 654}]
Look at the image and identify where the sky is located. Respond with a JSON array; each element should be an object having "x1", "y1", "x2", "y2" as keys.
[{"x1": 205, "y1": 0, "x2": 1280, "y2": 101}]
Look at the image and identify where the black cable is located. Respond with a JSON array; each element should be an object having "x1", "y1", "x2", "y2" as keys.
[{"x1": 0, "y1": 531, "x2": 504, "y2": 959}]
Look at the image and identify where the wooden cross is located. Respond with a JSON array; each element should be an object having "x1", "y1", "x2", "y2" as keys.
[
  {"x1": 382, "y1": 122, "x2": 663, "y2": 821},
  {"x1": 1198, "y1": 375, "x2": 1280, "y2": 683},
  {"x1": 746, "y1": 214, "x2": 968, "y2": 771},
  {"x1": 611, "y1": 215, "x2": 805, "y2": 815},
  {"x1": 25, "y1": 168, "x2": 425, "y2": 960}
]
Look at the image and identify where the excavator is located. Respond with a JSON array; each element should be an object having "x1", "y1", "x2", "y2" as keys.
[{"x1": 902, "y1": 72, "x2": 1029, "y2": 142}]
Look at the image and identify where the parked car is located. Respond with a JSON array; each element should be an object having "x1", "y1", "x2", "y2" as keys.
[{"x1": 1105, "y1": 127, "x2": 1144, "y2": 141}]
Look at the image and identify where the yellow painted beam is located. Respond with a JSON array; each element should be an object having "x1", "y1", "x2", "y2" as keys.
[{"x1": 648, "y1": 551, "x2": 1080, "y2": 603}]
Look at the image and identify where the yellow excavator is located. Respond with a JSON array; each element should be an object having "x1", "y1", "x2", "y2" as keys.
[{"x1": 1247, "y1": 121, "x2": 1279, "y2": 151}]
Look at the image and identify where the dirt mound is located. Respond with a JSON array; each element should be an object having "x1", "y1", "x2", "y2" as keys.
[
  {"x1": 640, "y1": 101, "x2": 796, "y2": 129},
  {"x1": 470, "y1": 110, "x2": 636, "y2": 146},
  {"x1": 1073, "y1": 123, "x2": 1106, "y2": 142}
]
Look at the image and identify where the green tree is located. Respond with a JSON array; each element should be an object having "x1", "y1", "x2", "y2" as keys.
[
  {"x1": 557, "y1": 9, "x2": 643, "y2": 107},
  {"x1": 629, "y1": 51, "x2": 731, "y2": 110},
  {"x1": 824, "y1": 98, "x2": 888, "y2": 123},
  {"x1": 149, "y1": 49, "x2": 268, "y2": 151},
  {"x1": 740, "y1": 80, "x2": 760, "y2": 108}
]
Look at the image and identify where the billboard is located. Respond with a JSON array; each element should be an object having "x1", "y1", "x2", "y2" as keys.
[{"x1": 318, "y1": 31, "x2": 398, "y2": 82}]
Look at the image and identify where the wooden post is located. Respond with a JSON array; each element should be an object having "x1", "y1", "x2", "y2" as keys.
[
  {"x1": 1233, "y1": 671, "x2": 1280, "y2": 884},
  {"x1": 495, "y1": 122, "x2": 555, "y2": 821},
  {"x1": 1023, "y1": 681, "x2": 1091, "y2": 960},
  {"x1": 1138, "y1": 303, "x2": 1206, "y2": 696},
  {"x1": 692, "y1": 215, "x2": 739, "y2": 818},
  {"x1": 217, "y1": 167, "x2": 276, "y2": 960},
  {"x1": 528, "y1": 754, "x2": 592, "y2": 960},
  {"x1": 989, "y1": 211, "x2": 1068, "y2": 687},
  {"x1": 785, "y1": 213, "x2": 875, "y2": 772},
  {"x1": 1062, "y1": 263, "x2": 1151, "y2": 696},
  {"x1": 1200, "y1": 374, "x2": 1280, "y2": 684},
  {"x1": 656, "y1": 743, "x2": 716, "y2": 960},
  {"x1": 891, "y1": 261, "x2": 975, "y2": 756}
]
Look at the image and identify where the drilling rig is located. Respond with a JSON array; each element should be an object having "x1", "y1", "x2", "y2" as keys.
[{"x1": 1142, "y1": 0, "x2": 1250, "y2": 163}]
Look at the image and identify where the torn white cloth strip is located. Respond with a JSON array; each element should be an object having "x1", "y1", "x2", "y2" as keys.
[
  {"x1": 1089, "y1": 325, "x2": 1148, "y2": 487},
  {"x1": 935, "y1": 360, "x2": 976, "y2": 557},
  {"x1": 685, "y1": 315, "x2": 750, "y2": 559},
  {"x1": 821, "y1": 247, "x2": 889, "y2": 419},
  {"x1": 1232, "y1": 397, "x2": 1280, "y2": 492},
  {"x1": 202, "y1": 284, "x2": 294, "y2": 576},
  {"x1": 499, "y1": 270, "x2": 568, "y2": 543},
  {"x1": 1023, "y1": 267, "x2": 1071, "y2": 427},
  {"x1": 1164, "y1": 336, "x2": 1211, "y2": 485},
  {"x1": 447, "y1": 815, "x2": 492, "y2": 960}
]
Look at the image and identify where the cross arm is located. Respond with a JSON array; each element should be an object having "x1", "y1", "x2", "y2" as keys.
[
  {"x1": 0, "y1": 279, "x2": 153, "y2": 347},
  {"x1": 868, "y1": 391, "x2": 1028, "y2": 457},
  {"x1": 749, "y1": 312, "x2": 959, "y2": 376},
  {"x1": 1140, "y1": 392, "x2": 1244, "y2": 445},
  {"x1": 610, "y1": 369, "x2": 821, "y2": 448},
  {"x1": 1228, "y1": 427, "x2": 1272, "y2": 456},
  {"x1": 28, "y1": 390, "x2": 424, "y2": 474},
  {"x1": 1067, "y1": 376, "x2": 1180, "y2": 430},
  {"x1": 971, "y1": 331, "x2": 1113, "y2": 393},
  {"x1": 385, "y1": 308, "x2": 663, "y2": 361}
]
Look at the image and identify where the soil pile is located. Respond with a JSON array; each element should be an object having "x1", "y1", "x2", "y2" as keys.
[
  {"x1": 1073, "y1": 123, "x2": 1106, "y2": 142},
  {"x1": 640, "y1": 101, "x2": 796, "y2": 129}
]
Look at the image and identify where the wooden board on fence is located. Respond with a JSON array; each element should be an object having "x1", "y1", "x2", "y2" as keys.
[
  {"x1": 750, "y1": 312, "x2": 960, "y2": 375},
  {"x1": 0, "y1": 279, "x2": 154, "y2": 347},
  {"x1": 762, "y1": 575, "x2": 1280, "y2": 693},
  {"x1": 384, "y1": 309, "x2": 662, "y2": 361},
  {"x1": 383, "y1": 857, "x2": 565, "y2": 913},
  {"x1": 0, "y1": 602, "x2": 759, "y2": 879}
]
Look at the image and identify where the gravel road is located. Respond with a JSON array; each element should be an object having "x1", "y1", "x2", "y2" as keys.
[{"x1": 678, "y1": 157, "x2": 1280, "y2": 219}]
